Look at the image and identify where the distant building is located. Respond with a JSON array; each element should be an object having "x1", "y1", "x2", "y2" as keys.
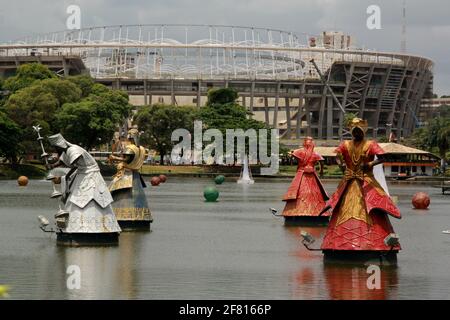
[
  {"x1": 314, "y1": 142, "x2": 440, "y2": 177},
  {"x1": 378, "y1": 143, "x2": 440, "y2": 178},
  {"x1": 419, "y1": 97, "x2": 450, "y2": 124}
]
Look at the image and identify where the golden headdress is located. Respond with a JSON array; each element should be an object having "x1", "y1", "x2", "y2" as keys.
[{"x1": 347, "y1": 117, "x2": 368, "y2": 133}]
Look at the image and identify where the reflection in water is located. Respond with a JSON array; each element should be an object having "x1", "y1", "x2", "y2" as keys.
[
  {"x1": 56, "y1": 232, "x2": 144, "y2": 299},
  {"x1": 1, "y1": 178, "x2": 449, "y2": 299},
  {"x1": 285, "y1": 226, "x2": 399, "y2": 300},
  {"x1": 323, "y1": 264, "x2": 399, "y2": 300},
  {"x1": 285, "y1": 226, "x2": 327, "y2": 299}
]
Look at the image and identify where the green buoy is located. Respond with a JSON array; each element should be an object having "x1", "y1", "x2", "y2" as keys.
[
  {"x1": 204, "y1": 186, "x2": 219, "y2": 202},
  {"x1": 214, "y1": 175, "x2": 225, "y2": 185}
]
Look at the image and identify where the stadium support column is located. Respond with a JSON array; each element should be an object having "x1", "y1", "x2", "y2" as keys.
[
  {"x1": 398, "y1": 68, "x2": 418, "y2": 137},
  {"x1": 408, "y1": 71, "x2": 430, "y2": 135},
  {"x1": 318, "y1": 86, "x2": 327, "y2": 139},
  {"x1": 327, "y1": 96, "x2": 333, "y2": 139},
  {"x1": 249, "y1": 81, "x2": 255, "y2": 119},
  {"x1": 387, "y1": 68, "x2": 408, "y2": 137},
  {"x1": 285, "y1": 97, "x2": 291, "y2": 139},
  {"x1": 144, "y1": 79, "x2": 148, "y2": 105},
  {"x1": 197, "y1": 80, "x2": 201, "y2": 107},
  {"x1": 62, "y1": 58, "x2": 69, "y2": 77},
  {"x1": 296, "y1": 81, "x2": 306, "y2": 139},
  {"x1": 273, "y1": 82, "x2": 280, "y2": 127},
  {"x1": 305, "y1": 97, "x2": 312, "y2": 137},
  {"x1": 360, "y1": 65, "x2": 375, "y2": 117},
  {"x1": 264, "y1": 97, "x2": 269, "y2": 126},
  {"x1": 374, "y1": 66, "x2": 392, "y2": 139},
  {"x1": 114, "y1": 79, "x2": 121, "y2": 90},
  {"x1": 171, "y1": 79, "x2": 176, "y2": 105}
]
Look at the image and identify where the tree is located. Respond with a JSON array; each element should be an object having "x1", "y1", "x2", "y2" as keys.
[
  {"x1": 3, "y1": 63, "x2": 56, "y2": 93},
  {"x1": 135, "y1": 104, "x2": 196, "y2": 165},
  {"x1": 197, "y1": 88, "x2": 273, "y2": 163},
  {"x1": 428, "y1": 117, "x2": 450, "y2": 162},
  {"x1": 411, "y1": 105, "x2": 450, "y2": 172},
  {"x1": 3, "y1": 78, "x2": 82, "y2": 153},
  {"x1": 1, "y1": 63, "x2": 133, "y2": 159},
  {"x1": 56, "y1": 89, "x2": 132, "y2": 149},
  {"x1": 66, "y1": 75, "x2": 96, "y2": 97},
  {"x1": 206, "y1": 87, "x2": 239, "y2": 106},
  {"x1": 0, "y1": 112, "x2": 21, "y2": 163}
]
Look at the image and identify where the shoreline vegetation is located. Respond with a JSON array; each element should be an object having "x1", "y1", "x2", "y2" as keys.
[{"x1": 1, "y1": 163, "x2": 447, "y2": 183}]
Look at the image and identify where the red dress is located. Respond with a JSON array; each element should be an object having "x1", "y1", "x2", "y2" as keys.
[
  {"x1": 321, "y1": 140, "x2": 401, "y2": 251},
  {"x1": 282, "y1": 148, "x2": 329, "y2": 217}
]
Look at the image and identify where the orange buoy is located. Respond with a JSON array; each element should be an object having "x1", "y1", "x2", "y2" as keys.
[{"x1": 17, "y1": 176, "x2": 29, "y2": 187}]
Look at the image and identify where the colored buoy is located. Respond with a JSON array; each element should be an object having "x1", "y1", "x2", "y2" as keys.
[
  {"x1": 17, "y1": 176, "x2": 28, "y2": 187},
  {"x1": 159, "y1": 174, "x2": 167, "y2": 183},
  {"x1": 204, "y1": 186, "x2": 219, "y2": 202},
  {"x1": 214, "y1": 175, "x2": 225, "y2": 185},
  {"x1": 150, "y1": 176, "x2": 161, "y2": 186},
  {"x1": 412, "y1": 192, "x2": 430, "y2": 209}
]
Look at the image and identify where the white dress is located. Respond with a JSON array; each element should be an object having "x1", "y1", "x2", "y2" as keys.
[{"x1": 60, "y1": 145, "x2": 121, "y2": 234}]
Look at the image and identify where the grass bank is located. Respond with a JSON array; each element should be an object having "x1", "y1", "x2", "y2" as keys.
[{"x1": 0, "y1": 164, "x2": 46, "y2": 180}]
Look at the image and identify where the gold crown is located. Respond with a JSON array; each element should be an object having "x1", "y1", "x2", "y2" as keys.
[{"x1": 348, "y1": 118, "x2": 368, "y2": 132}]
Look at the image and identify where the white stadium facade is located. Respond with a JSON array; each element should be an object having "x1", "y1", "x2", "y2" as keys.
[{"x1": 0, "y1": 24, "x2": 434, "y2": 140}]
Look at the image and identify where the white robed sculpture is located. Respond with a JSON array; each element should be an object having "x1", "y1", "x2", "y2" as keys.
[{"x1": 48, "y1": 134, "x2": 121, "y2": 235}]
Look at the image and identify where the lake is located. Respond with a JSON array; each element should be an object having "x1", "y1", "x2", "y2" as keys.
[{"x1": 0, "y1": 177, "x2": 449, "y2": 299}]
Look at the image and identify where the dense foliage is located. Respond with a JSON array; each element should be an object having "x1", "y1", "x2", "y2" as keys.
[
  {"x1": 0, "y1": 63, "x2": 131, "y2": 162},
  {"x1": 135, "y1": 104, "x2": 196, "y2": 165}
]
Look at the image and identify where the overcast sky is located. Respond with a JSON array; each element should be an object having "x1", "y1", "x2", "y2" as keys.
[{"x1": 0, "y1": 0, "x2": 448, "y2": 95}]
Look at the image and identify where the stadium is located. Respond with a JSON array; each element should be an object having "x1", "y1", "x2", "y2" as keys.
[{"x1": 0, "y1": 24, "x2": 434, "y2": 140}]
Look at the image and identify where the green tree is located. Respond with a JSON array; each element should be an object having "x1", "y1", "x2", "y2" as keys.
[
  {"x1": 135, "y1": 104, "x2": 196, "y2": 165},
  {"x1": 56, "y1": 89, "x2": 132, "y2": 149},
  {"x1": 0, "y1": 112, "x2": 22, "y2": 163},
  {"x1": 66, "y1": 75, "x2": 96, "y2": 97},
  {"x1": 428, "y1": 117, "x2": 450, "y2": 161},
  {"x1": 3, "y1": 63, "x2": 56, "y2": 93},
  {"x1": 206, "y1": 87, "x2": 239, "y2": 106},
  {"x1": 3, "y1": 78, "x2": 82, "y2": 153},
  {"x1": 198, "y1": 87, "x2": 273, "y2": 162},
  {"x1": 411, "y1": 106, "x2": 450, "y2": 171}
]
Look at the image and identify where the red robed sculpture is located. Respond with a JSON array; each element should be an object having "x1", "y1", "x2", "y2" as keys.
[
  {"x1": 320, "y1": 118, "x2": 401, "y2": 262},
  {"x1": 282, "y1": 137, "x2": 329, "y2": 224}
]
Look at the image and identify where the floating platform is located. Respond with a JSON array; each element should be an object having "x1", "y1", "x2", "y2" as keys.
[
  {"x1": 117, "y1": 220, "x2": 151, "y2": 231},
  {"x1": 56, "y1": 232, "x2": 120, "y2": 246},
  {"x1": 284, "y1": 216, "x2": 329, "y2": 226},
  {"x1": 323, "y1": 250, "x2": 398, "y2": 266}
]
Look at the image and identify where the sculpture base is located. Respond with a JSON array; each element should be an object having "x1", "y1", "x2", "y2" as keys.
[
  {"x1": 284, "y1": 216, "x2": 329, "y2": 226},
  {"x1": 323, "y1": 250, "x2": 398, "y2": 266},
  {"x1": 118, "y1": 220, "x2": 152, "y2": 231},
  {"x1": 56, "y1": 232, "x2": 119, "y2": 246}
]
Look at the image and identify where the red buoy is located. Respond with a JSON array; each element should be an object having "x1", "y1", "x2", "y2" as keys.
[
  {"x1": 150, "y1": 176, "x2": 161, "y2": 186},
  {"x1": 412, "y1": 192, "x2": 430, "y2": 209},
  {"x1": 159, "y1": 174, "x2": 167, "y2": 183}
]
